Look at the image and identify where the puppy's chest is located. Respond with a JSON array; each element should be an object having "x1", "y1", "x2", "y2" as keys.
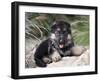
[{"x1": 52, "y1": 45, "x2": 72, "y2": 56}]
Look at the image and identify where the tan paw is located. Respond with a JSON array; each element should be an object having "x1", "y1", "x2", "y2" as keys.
[
  {"x1": 43, "y1": 57, "x2": 52, "y2": 64},
  {"x1": 50, "y1": 51, "x2": 62, "y2": 62},
  {"x1": 71, "y1": 46, "x2": 86, "y2": 56}
]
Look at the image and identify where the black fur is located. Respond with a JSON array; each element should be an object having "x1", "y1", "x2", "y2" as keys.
[{"x1": 34, "y1": 39, "x2": 53, "y2": 67}]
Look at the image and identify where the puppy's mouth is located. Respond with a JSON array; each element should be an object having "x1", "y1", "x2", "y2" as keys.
[{"x1": 59, "y1": 44, "x2": 64, "y2": 48}]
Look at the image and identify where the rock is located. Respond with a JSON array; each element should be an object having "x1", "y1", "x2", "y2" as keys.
[
  {"x1": 25, "y1": 46, "x2": 89, "y2": 68},
  {"x1": 47, "y1": 49, "x2": 89, "y2": 67}
]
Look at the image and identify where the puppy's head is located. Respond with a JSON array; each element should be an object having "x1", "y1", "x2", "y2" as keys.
[{"x1": 50, "y1": 21, "x2": 72, "y2": 48}]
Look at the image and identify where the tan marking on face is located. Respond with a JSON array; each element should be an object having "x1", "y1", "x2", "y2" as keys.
[
  {"x1": 57, "y1": 28, "x2": 60, "y2": 31},
  {"x1": 50, "y1": 33, "x2": 56, "y2": 39},
  {"x1": 67, "y1": 34, "x2": 71, "y2": 40},
  {"x1": 63, "y1": 28, "x2": 66, "y2": 31}
]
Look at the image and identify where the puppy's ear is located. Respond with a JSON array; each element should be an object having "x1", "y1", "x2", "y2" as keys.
[
  {"x1": 65, "y1": 22, "x2": 71, "y2": 34},
  {"x1": 51, "y1": 22, "x2": 57, "y2": 32},
  {"x1": 52, "y1": 22, "x2": 56, "y2": 26}
]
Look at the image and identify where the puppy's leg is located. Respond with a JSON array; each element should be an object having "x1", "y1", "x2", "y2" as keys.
[
  {"x1": 43, "y1": 56, "x2": 52, "y2": 64},
  {"x1": 34, "y1": 57, "x2": 47, "y2": 67},
  {"x1": 71, "y1": 46, "x2": 86, "y2": 56},
  {"x1": 64, "y1": 50, "x2": 71, "y2": 56},
  {"x1": 50, "y1": 51, "x2": 62, "y2": 62}
]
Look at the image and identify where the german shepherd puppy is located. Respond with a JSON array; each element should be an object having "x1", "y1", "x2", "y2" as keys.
[{"x1": 34, "y1": 21, "x2": 84, "y2": 67}]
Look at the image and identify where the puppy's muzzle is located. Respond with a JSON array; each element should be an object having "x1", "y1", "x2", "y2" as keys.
[{"x1": 59, "y1": 36, "x2": 65, "y2": 48}]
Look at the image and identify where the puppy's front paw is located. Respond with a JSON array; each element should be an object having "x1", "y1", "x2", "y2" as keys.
[
  {"x1": 50, "y1": 52, "x2": 62, "y2": 62},
  {"x1": 43, "y1": 57, "x2": 52, "y2": 64},
  {"x1": 71, "y1": 46, "x2": 86, "y2": 56}
]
